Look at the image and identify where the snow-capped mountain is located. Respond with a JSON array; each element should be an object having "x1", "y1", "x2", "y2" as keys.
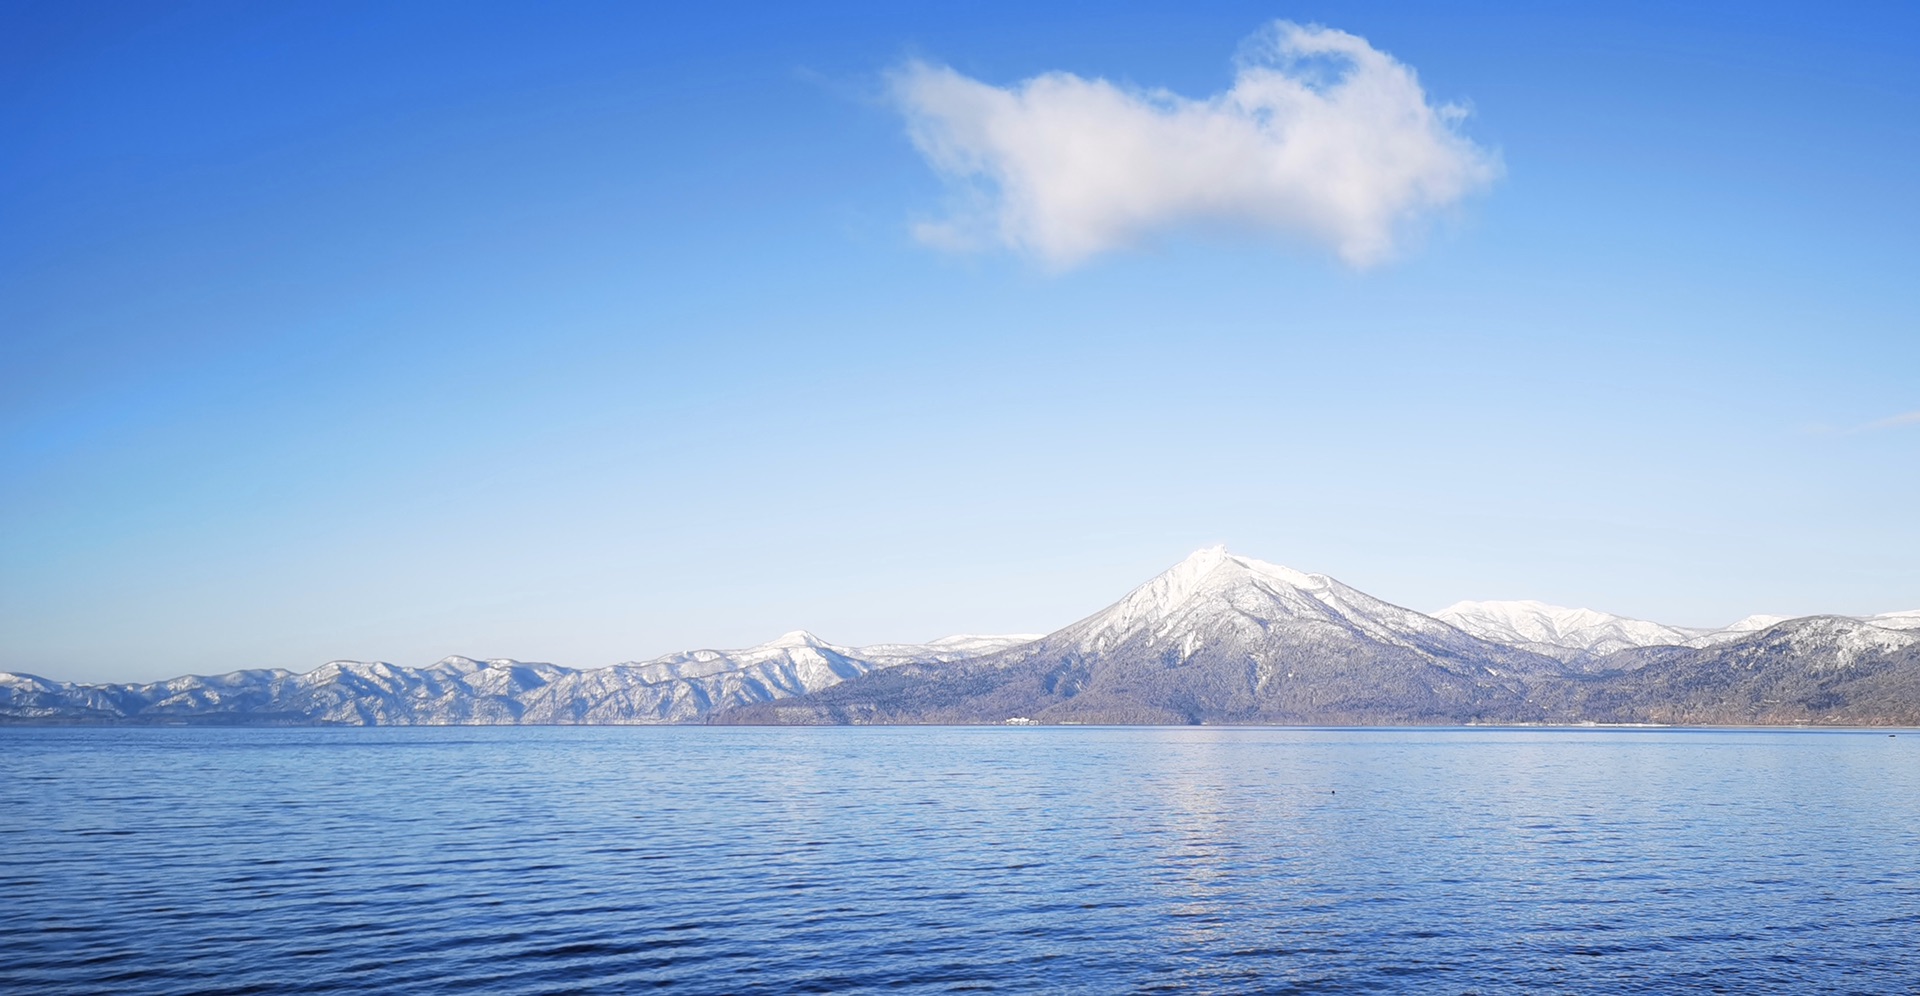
[
  {"x1": 513, "y1": 631, "x2": 1038, "y2": 724},
  {"x1": 1556, "y1": 615, "x2": 1920, "y2": 726},
  {"x1": 733, "y1": 547, "x2": 1570, "y2": 726},
  {"x1": 5, "y1": 547, "x2": 1916, "y2": 727},
  {"x1": 1867, "y1": 609, "x2": 1920, "y2": 632},
  {"x1": 1435, "y1": 600, "x2": 1706, "y2": 663},
  {"x1": 0, "y1": 632, "x2": 1038, "y2": 725},
  {"x1": 1435, "y1": 600, "x2": 1919, "y2": 660},
  {"x1": 1683, "y1": 614, "x2": 1799, "y2": 647},
  {"x1": 1075, "y1": 548, "x2": 1528, "y2": 662}
]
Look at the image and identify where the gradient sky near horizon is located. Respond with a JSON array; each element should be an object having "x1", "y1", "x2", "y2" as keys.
[{"x1": 5, "y1": 1, "x2": 1918, "y2": 683}]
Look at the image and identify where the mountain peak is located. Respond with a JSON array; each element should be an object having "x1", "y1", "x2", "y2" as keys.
[
  {"x1": 1433, "y1": 599, "x2": 1702, "y2": 661},
  {"x1": 1172, "y1": 543, "x2": 1231, "y2": 570},
  {"x1": 1871, "y1": 609, "x2": 1920, "y2": 631},
  {"x1": 1060, "y1": 548, "x2": 1385, "y2": 655},
  {"x1": 760, "y1": 630, "x2": 830, "y2": 650},
  {"x1": 1159, "y1": 547, "x2": 1323, "y2": 596},
  {"x1": 1436, "y1": 599, "x2": 1629, "y2": 632},
  {"x1": 1147, "y1": 545, "x2": 1233, "y2": 602},
  {"x1": 1718, "y1": 614, "x2": 1788, "y2": 635}
]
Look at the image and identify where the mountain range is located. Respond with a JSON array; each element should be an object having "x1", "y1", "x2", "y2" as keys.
[
  {"x1": 6, "y1": 547, "x2": 1918, "y2": 726},
  {"x1": 0, "y1": 632, "x2": 1036, "y2": 726}
]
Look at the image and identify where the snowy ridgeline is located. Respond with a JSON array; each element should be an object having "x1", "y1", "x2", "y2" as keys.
[
  {"x1": 5, "y1": 547, "x2": 1919, "y2": 726},
  {"x1": 0, "y1": 632, "x2": 1040, "y2": 725},
  {"x1": 1434, "y1": 600, "x2": 1920, "y2": 662}
]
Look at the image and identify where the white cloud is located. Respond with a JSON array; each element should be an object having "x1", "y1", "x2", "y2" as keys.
[
  {"x1": 1855, "y1": 410, "x2": 1920, "y2": 433},
  {"x1": 890, "y1": 22, "x2": 1501, "y2": 268}
]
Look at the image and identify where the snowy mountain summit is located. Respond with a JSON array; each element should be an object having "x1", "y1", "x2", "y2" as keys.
[
  {"x1": 1070, "y1": 547, "x2": 1529, "y2": 666},
  {"x1": 1434, "y1": 600, "x2": 1705, "y2": 663}
]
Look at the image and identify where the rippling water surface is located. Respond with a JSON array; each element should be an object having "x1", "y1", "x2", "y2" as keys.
[{"x1": 5, "y1": 725, "x2": 1918, "y2": 994}]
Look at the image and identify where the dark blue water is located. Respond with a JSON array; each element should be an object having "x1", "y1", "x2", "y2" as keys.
[{"x1": 4, "y1": 726, "x2": 1917, "y2": 994}]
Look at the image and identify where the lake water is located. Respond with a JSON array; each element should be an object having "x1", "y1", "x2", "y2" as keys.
[{"x1": 4, "y1": 725, "x2": 1917, "y2": 994}]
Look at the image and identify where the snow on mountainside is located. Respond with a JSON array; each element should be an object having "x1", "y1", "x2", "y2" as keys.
[
  {"x1": 858, "y1": 633, "x2": 1047, "y2": 665},
  {"x1": 1555, "y1": 615, "x2": 1920, "y2": 726},
  {"x1": 1687, "y1": 614, "x2": 1789, "y2": 647},
  {"x1": 1868, "y1": 610, "x2": 1920, "y2": 631},
  {"x1": 734, "y1": 548, "x2": 1573, "y2": 726},
  {"x1": 1069, "y1": 547, "x2": 1539, "y2": 666},
  {"x1": 1680, "y1": 610, "x2": 1920, "y2": 646},
  {"x1": 515, "y1": 631, "x2": 1038, "y2": 724},
  {"x1": 1434, "y1": 600, "x2": 1705, "y2": 662},
  {"x1": 1434, "y1": 601, "x2": 1920, "y2": 660},
  {"x1": 0, "y1": 632, "x2": 1037, "y2": 725}
]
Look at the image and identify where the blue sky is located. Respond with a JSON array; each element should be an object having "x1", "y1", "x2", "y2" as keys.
[{"x1": 5, "y1": 1, "x2": 1917, "y2": 682}]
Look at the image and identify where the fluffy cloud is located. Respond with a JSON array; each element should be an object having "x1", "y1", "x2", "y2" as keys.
[{"x1": 891, "y1": 22, "x2": 1501, "y2": 268}]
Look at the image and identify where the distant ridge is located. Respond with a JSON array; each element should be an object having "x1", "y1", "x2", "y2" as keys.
[
  {"x1": 5, "y1": 548, "x2": 1917, "y2": 726},
  {"x1": 1434, "y1": 599, "x2": 1707, "y2": 664},
  {"x1": 0, "y1": 633, "x2": 1038, "y2": 726}
]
